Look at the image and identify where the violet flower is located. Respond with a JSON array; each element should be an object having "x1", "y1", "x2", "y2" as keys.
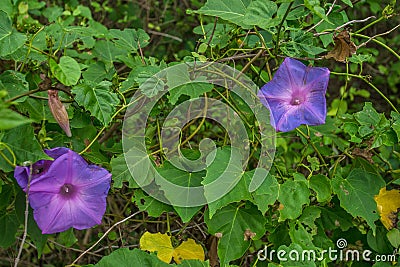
[
  {"x1": 14, "y1": 147, "x2": 111, "y2": 234},
  {"x1": 258, "y1": 58, "x2": 330, "y2": 132}
]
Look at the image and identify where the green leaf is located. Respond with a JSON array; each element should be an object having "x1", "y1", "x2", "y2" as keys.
[
  {"x1": 94, "y1": 248, "x2": 171, "y2": 267},
  {"x1": 49, "y1": 56, "x2": 81, "y2": 86},
  {"x1": 391, "y1": 112, "x2": 400, "y2": 140},
  {"x1": 318, "y1": 205, "x2": 353, "y2": 231},
  {"x1": 72, "y1": 81, "x2": 119, "y2": 125},
  {"x1": 0, "y1": 10, "x2": 27, "y2": 56},
  {"x1": 93, "y1": 40, "x2": 126, "y2": 63},
  {"x1": 109, "y1": 28, "x2": 150, "y2": 52},
  {"x1": 309, "y1": 174, "x2": 332, "y2": 202},
  {"x1": 205, "y1": 203, "x2": 266, "y2": 266},
  {"x1": 354, "y1": 102, "x2": 381, "y2": 127},
  {"x1": 166, "y1": 64, "x2": 213, "y2": 104},
  {"x1": 57, "y1": 228, "x2": 77, "y2": 247},
  {"x1": 134, "y1": 189, "x2": 173, "y2": 218},
  {"x1": 156, "y1": 161, "x2": 204, "y2": 222},
  {"x1": 332, "y1": 168, "x2": 386, "y2": 234},
  {"x1": 278, "y1": 175, "x2": 310, "y2": 220},
  {"x1": 82, "y1": 62, "x2": 116, "y2": 83},
  {"x1": 243, "y1": 0, "x2": 279, "y2": 29},
  {"x1": 0, "y1": 212, "x2": 18, "y2": 248},
  {"x1": 0, "y1": 108, "x2": 31, "y2": 130},
  {"x1": 202, "y1": 147, "x2": 244, "y2": 218},
  {"x1": 341, "y1": 0, "x2": 353, "y2": 7},
  {"x1": 207, "y1": 169, "x2": 256, "y2": 219},
  {"x1": 387, "y1": 228, "x2": 400, "y2": 248},
  {"x1": 180, "y1": 260, "x2": 211, "y2": 267},
  {"x1": 111, "y1": 154, "x2": 139, "y2": 188},
  {"x1": 289, "y1": 221, "x2": 316, "y2": 250},
  {"x1": 276, "y1": 243, "x2": 317, "y2": 266},
  {"x1": 168, "y1": 83, "x2": 214, "y2": 105},
  {"x1": 195, "y1": 0, "x2": 252, "y2": 28},
  {"x1": 298, "y1": 206, "x2": 321, "y2": 236},
  {"x1": 0, "y1": 71, "x2": 29, "y2": 103},
  {"x1": 0, "y1": 124, "x2": 50, "y2": 172},
  {"x1": 251, "y1": 173, "x2": 279, "y2": 214},
  {"x1": 304, "y1": 0, "x2": 331, "y2": 23}
]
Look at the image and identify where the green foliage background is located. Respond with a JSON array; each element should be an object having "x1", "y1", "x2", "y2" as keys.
[{"x1": 0, "y1": 0, "x2": 399, "y2": 266}]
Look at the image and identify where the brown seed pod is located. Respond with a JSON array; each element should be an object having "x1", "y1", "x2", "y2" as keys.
[{"x1": 48, "y1": 89, "x2": 72, "y2": 137}]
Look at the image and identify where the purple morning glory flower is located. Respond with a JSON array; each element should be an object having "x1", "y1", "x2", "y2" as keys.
[
  {"x1": 258, "y1": 57, "x2": 330, "y2": 132},
  {"x1": 14, "y1": 147, "x2": 111, "y2": 234}
]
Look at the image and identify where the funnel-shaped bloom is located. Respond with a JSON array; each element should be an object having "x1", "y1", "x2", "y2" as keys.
[
  {"x1": 258, "y1": 58, "x2": 330, "y2": 132},
  {"x1": 14, "y1": 147, "x2": 111, "y2": 234}
]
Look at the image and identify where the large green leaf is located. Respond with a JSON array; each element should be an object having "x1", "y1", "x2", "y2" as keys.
[
  {"x1": 251, "y1": 173, "x2": 279, "y2": 214},
  {"x1": 0, "y1": 10, "x2": 26, "y2": 56},
  {"x1": 133, "y1": 189, "x2": 173, "y2": 218},
  {"x1": 166, "y1": 64, "x2": 213, "y2": 105},
  {"x1": 157, "y1": 161, "x2": 204, "y2": 222},
  {"x1": 72, "y1": 81, "x2": 119, "y2": 125},
  {"x1": 109, "y1": 28, "x2": 150, "y2": 52},
  {"x1": 278, "y1": 174, "x2": 310, "y2": 221},
  {"x1": 0, "y1": 124, "x2": 50, "y2": 172},
  {"x1": 205, "y1": 204, "x2": 266, "y2": 266},
  {"x1": 309, "y1": 174, "x2": 332, "y2": 202},
  {"x1": 195, "y1": 0, "x2": 252, "y2": 28},
  {"x1": 332, "y1": 168, "x2": 386, "y2": 234},
  {"x1": 0, "y1": 108, "x2": 31, "y2": 130},
  {"x1": 207, "y1": 169, "x2": 254, "y2": 219},
  {"x1": 354, "y1": 102, "x2": 381, "y2": 127},
  {"x1": 202, "y1": 147, "x2": 244, "y2": 218},
  {"x1": 49, "y1": 56, "x2": 81, "y2": 86},
  {"x1": 111, "y1": 154, "x2": 139, "y2": 188},
  {"x1": 243, "y1": 0, "x2": 279, "y2": 29},
  {"x1": 0, "y1": 71, "x2": 29, "y2": 103},
  {"x1": 0, "y1": 212, "x2": 18, "y2": 248},
  {"x1": 168, "y1": 83, "x2": 214, "y2": 105},
  {"x1": 93, "y1": 40, "x2": 126, "y2": 63},
  {"x1": 94, "y1": 248, "x2": 171, "y2": 267},
  {"x1": 82, "y1": 62, "x2": 116, "y2": 83}
]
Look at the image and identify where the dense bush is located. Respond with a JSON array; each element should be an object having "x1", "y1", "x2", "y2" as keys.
[{"x1": 0, "y1": 0, "x2": 399, "y2": 266}]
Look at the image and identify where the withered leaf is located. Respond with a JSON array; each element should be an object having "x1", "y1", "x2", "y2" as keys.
[
  {"x1": 48, "y1": 89, "x2": 72, "y2": 137},
  {"x1": 207, "y1": 234, "x2": 220, "y2": 267},
  {"x1": 243, "y1": 229, "x2": 256, "y2": 241},
  {"x1": 325, "y1": 30, "x2": 357, "y2": 63}
]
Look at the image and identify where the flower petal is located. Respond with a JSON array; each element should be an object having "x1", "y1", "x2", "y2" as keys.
[{"x1": 45, "y1": 147, "x2": 71, "y2": 160}]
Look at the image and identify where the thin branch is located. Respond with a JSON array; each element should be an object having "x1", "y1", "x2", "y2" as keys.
[
  {"x1": 314, "y1": 16, "x2": 376, "y2": 36},
  {"x1": 70, "y1": 210, "x2": 142, "y2": 265},
  {"x1": 356, "y1": 24, "x2": 400, "y2": 49},
  {"x1": 14, "y1": 162, "x2": 33, "y2": 267},
  {"x1": 306, "y1": 0, "x2": 337, "y2": 33},
  {"x1": 148, "y1": 30, "x2": 183, "y2": 42}
]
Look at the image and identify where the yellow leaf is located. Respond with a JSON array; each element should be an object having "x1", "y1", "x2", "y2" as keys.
[
  {"x1": 374, "y1": 188, "x2": 400, "y2": 230},
  {"x1": 173, "y1": 238, "x2": 205, "y2": 264},
  {"x1": 139, "y1": 232, "x2": 174, "y2": 263}
]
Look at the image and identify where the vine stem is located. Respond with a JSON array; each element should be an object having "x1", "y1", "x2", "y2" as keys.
[
  {"x1": 79, "y1": 105, "x2": 128, "y2": 155},
  {"x1": 274, "y1": 1, "x2": 294, "y2": 55},
  {"x1": 0, "y1": 142, "x2": 17, "y2": 167},
  {"x1": 295, "y1": 128, "x2": 329, "y2": 175},
  {"x1": 14, "y1": 162, "x2": 33, "y2": 267},
  {"x1": 330, "y1": 71, "x2": 399, "y2": 113},
  {"x1": 354, "y1": 32, "x2": 400, "y2": 61},
  {"x1": 69, "y1": 210, "x2": 142, "y2": 265}
]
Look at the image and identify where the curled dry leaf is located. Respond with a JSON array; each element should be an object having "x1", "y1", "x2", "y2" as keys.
[
  {"x1": 325, "y1": 30, "x2": 357, "y2": 62},
  {"x1": 48, "y1": 89, "x2": 72, "y2": 137}
]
